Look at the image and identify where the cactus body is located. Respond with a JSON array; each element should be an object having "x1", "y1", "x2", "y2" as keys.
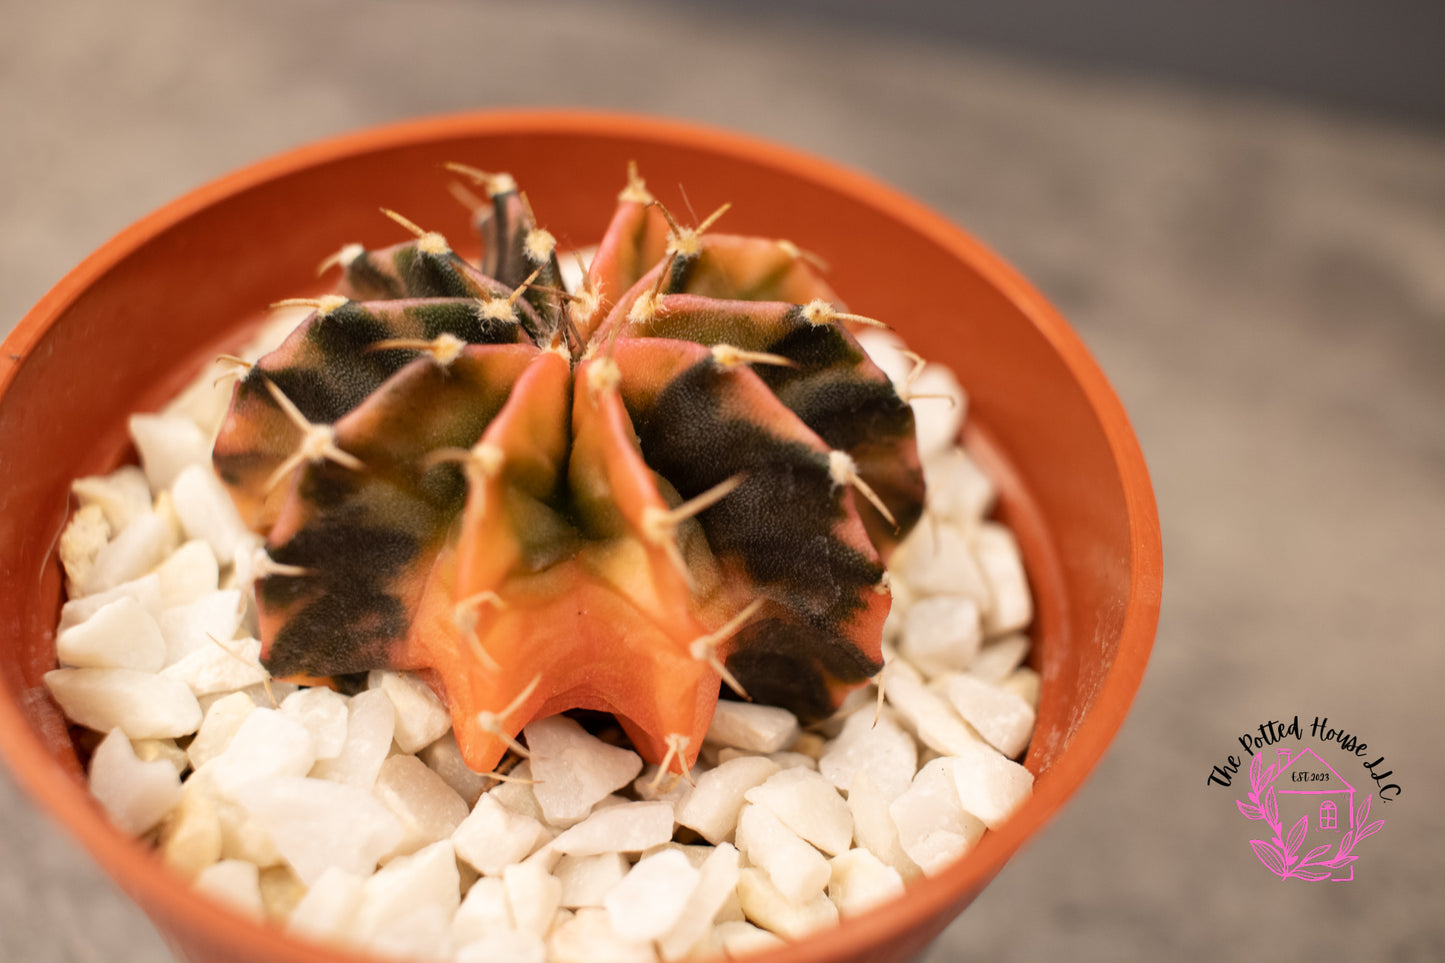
[{"x1": 213, "y1": 167, "x2": 925, "y2": 775}]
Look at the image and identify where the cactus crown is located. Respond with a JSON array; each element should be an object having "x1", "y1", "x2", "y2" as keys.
[{"x1": 213, "y1": 163, "x2": 925, "y2": 775}]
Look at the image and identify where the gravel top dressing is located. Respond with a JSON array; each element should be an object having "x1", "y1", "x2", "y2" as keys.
[{"x1": 47, "y1": 170, "x2": 1038, "y2": 963}]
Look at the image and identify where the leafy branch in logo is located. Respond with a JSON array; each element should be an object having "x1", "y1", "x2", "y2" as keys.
[{"x1": 1236, "y1": 753, "x2": 1384, "y2": 880}]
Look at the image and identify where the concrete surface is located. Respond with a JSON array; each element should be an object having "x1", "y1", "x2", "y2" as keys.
[{"x1": 1, "y1": 1, "x2": 1441, "y2": 960}]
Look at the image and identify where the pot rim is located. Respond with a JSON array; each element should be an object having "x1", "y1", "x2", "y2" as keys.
[{"x1": 0, "y1": 108, "x2": 1162, "y2": 963}]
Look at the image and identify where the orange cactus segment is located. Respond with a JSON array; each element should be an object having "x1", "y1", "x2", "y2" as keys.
[
  {"x1": 606, "y1": 292, "x2": 923, "y2": 558},
  {"x1": 336, "y1": 237, "x2": 506, "y2": 304},
  {"x1": 449, "y1": 348, "x2": 574, "y2": 603},
  {"x1": 676, "y1": 233, "x2": 839, "y2": 304},
  {"x1": 446, "y1": 165, "x2": 565, "y2": 336},
  {"x1": 429, "y1": 570, "x2": 722, "y2": 776},
  {"x1": 213, "y1": 372, "x2": 310, "y2": 529},
  {"x1": 611, "y1": 294, "x2": 799, "y2": 348},
  {"x1": 572, "y1": 357, "x2": 705, "y2": 627},
  {"x1": 585, "y1": 167, "x2": 670, "y2": 332},
  {"x1": 610, "y1": 339, "x2": 889, "y2": 721},
  {"x1": 431, "y1": 351, "x2": 745, "y2": 777},
  {"x1": 327, "y1": 345, "x2": 538, "y2": 483},
  {"x1": 255, "y1": 345, "x2": 538, "y2": 680},
  {"x1": 591, "y1": 231, "x2": 840, "y2": 349},
  {"x1": 213, "y1": 297, "x2": 531, "y2": 529}
]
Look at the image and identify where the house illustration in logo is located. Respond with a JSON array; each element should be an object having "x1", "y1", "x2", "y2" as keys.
[{"x1": 1264, "y1": 746, "x2": 1357, "y2": 881}]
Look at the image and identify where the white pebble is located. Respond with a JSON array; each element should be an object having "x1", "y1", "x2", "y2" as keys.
[
  {"x1": 922, "y1": 448, "x2": 995, "y2": 525},
  {"x1": 162, "y1": 357, "x2": 238, "y2": 439},
  {"x1": 171, "y1": 464, "x2": 250, "y2": 564},
  {"x1": 548, "y1": 908, "x2": 656, "y2": 963},
  {"x1": 129, "y1": 413, "x2": 212, "y2": 494},
  {"x1": 56, "y1": 596, "x2": 166, "y2": 672},
  {"x1": 311, "y1": 688, "x2": 396, "y2": 789},
  {"x1": 212, "y1": 792, "x2": 284, "y2": 868},
  {"x1": 280, "y1": 687, "x2": 349, "y2": 760},
  {"x1": 132, "y1": 737, "x2": 187, "y2": 775},
  {"x1": 950, "y1": 744, "x2": 1034, "y2": 829},
  {"x1": 764, "y1": 750, "x2": 818, "y2": 771},
  {"x1": 899, "y1": 594, "x2": 983, "y2": 678},
  {"x1": 155, "y1": 540, "x2": 220, "y2": 608},
  {"x1": 419, "y1": 730, "x2": 491, "y2": 805},
  {"x1": 846, "y1": 772, "x2": 920, "y2": 880},
  {"x1": 237, "y1": 679, "x2": 297, "y2": 711},
  {"x1": 604, "y1": 849, "x2": 699, "y2": 943},
  {"x1": 889, "y1": 758, "x2": 986, "y2": 875},
  {"x1": 828, "y1": 848, "x2": 905, "y2": 916},
  {"x1": 260, "y1": 864, "x2": 308, "y2": 922},
  {"x1": 193, "y1": 859, "x2": 264, "y2": 918},
  {"x1": 58, "y1": 573, "x2": 162, "y2": 630},
  {"x1": 451, "y1": 876, "x2": 514, "y2": 944},
  {"x1": 656, "y1": 843, "x2": 740, "y2": 961},
  {"x1": 187, "y1": 691, "x2": 255, "y2": 769},
  {"x1": 44, "y1": 667, "x2": 201, "y2": 740},
  {"x1": 354, "y1": 840, "x2": 461, "y2": 944},
  {"x1": 59, "y1": 504, "x2": 109, "y2": 593},
  {"x1": 287, "y1": 867, "x2": 364, "y2": 942},
  {"x1": 968, "y1": 634, "x2": 1031, "y2": 683},
  {"x1": 675, "y1": 755, "x2": 779, "y2": 844},
  {"x1": 484, "y1": 760, "x2": 544, "y2": 822},
  {"x1": 159, "y1": 788, "x2": 223, "y2": 880},
  {"x1": 941, "y1": 674, "x2": 1036, "y2": 758},
  {"x1": 551, "y1": 801, "x2": 674, "y2": 857},
  {"x1": 453, "y1": 794, "x2": 545, "y2": 877},
  {"x1": 554, "y1": 852, "x2": 628, "y2": 909},
  {"x1": 455, "y1": 930, "x2": 547, "y2": 963},
  {"x1": 631, "y1": 765, "x2": 693, "y2": 809},
  {"x1": 734, "y1": 803, "x2": 830, "y2": 904},
  {"x1": 818, "y1": 708, "x2": 917, "y2": 802},
  {"x1": 519, "y1": 829, "x2": 562, "y2": 875},
  {"x1": 371, "y1": 754, "x2": 470, "y2": 859},
  {"x1": 549, "y1": 906, "x2": 575, "y2": 934},
  {"x1": 526, "y1": 715, "x2": 644, "y2": 826},
  {"x1": 974, "y1": 523, "x2": 1032, "y2": 636},
  {"x1": 704, "y1": 701, "x2": 798, "y2": 753},
  {"x1": 641, "y1": 842, "x2": 711, "y2": 869},
  {"x1": 161, "y1": 635, "x2": 268, "y2": 696},
  {"x1": 367, "y1": 904, "x2": 453, "y2": 961},
  {"x1": 368, "y1": 670, "x2": 452, "y2": 754},
  {"x1": 222, "y1": 531, "x2": 265, "y2": 593},
  {"x1": 206, "y1": 708, "x2": 316, "y2": 801},
  {"x1": 82, "y1": 512, "x2": 177, "y2": 596},
  {"x1": 735, "y1": 866, "x2": 838, "y2": 940},
  {"x1": 158, "y1": 590, "x2": 243, "y2": 666},
  {"x1": 744, "y1": 767, "x2": 853, "y2": 856},
  {"x1": 883, "y1": 659, "x2": 988, "y2": 758},
  {"x1": 1002, "y1": 666, "x2": 1042, "y2": 708},
  {"x1": 503, "y1": 861, "x2": 563, "y2": 938},
  {"x1": 891, "y1": 521, "x2": 992, "y2": 604},
  {"x1": 909, "y1": 363, "x2": 966, "y2": 456},
  {"x1": 880, "y1": 575, "x2": 913, "y2": 646},
  {"x1": 72, "y1": 465, "x2": 152, "y2": 534},
  {"x1": 88, "y1": 728, "x2": 183, "y2": 835},
  {"x1": 714, "y1": 920, "x2": 785, "y2": 955},
  {"x1": 853, "y1": 329, "x2": 913, "y2": 389}
]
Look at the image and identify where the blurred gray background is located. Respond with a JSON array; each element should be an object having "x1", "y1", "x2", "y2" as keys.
[{"x1": 2, "y1": 0, "x2": 1442, "y2": 960}]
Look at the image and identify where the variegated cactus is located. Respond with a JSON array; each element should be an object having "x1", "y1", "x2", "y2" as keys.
[{"x1": 213, "y1": 164, "x2": 925, "y2": 777}]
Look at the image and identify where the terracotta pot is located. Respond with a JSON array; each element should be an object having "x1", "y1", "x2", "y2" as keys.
[{"x1": 0, "y1": 110, "x2": 1161, "y2": 963}]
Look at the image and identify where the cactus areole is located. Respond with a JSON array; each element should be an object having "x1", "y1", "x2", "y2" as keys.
[{"x1": 212, "y1": 164, "x2": 926, "y2": 777}]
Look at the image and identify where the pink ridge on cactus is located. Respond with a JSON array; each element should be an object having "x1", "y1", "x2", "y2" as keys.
[{"x1": 212, "y1": 163, "x2": 926, "y2": 776}]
